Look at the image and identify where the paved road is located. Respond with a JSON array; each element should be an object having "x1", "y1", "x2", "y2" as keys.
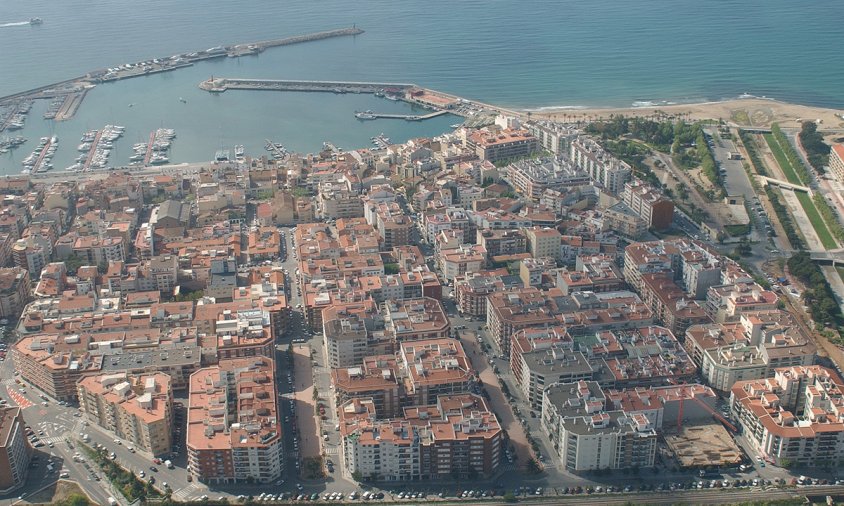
[{"x1": 0, "y1": 359, "x2": 122, "y2": 506}]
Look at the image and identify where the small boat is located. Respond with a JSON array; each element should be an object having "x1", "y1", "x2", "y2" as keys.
[
  {"x1": 179, "y1": 97, "x2": 187, "y2": 103},
  {"x1": 385, "y1": 94, "x2": 400, "y2": 101},
  {"x1": 450, "y1": 124, "x2": 462, "y2": 129},
  {"x1": 128, "y1": 103, "x2": 135, "y2": 107},
  {"x1": 235, "y1": 145, "x2": 245, "y2": 157},
  {"x1": 29, "y1": 18, "x2": 43, "y2": 25}
]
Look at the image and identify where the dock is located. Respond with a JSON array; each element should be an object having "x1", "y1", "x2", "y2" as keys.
[
  {"x1": 31, "y1": 137, "x2": 55, "y2": 173},
  {"x1": 53, "y1": 89, "x2": 89, "y2": 121},
  {"x1": 143, "y1": 131, "x2": 156, "y2": 166},
  {"x1": 362, "y1": 110, "x2": 449, "y2": 121},
  {"x1": 83, "y1": 129, "x2": 104, "y2": 170},
  {"x1": 200, "y1": 78, "x2": 414, "y2": 94}
]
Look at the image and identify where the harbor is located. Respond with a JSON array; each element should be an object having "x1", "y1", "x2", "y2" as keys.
[{"x1": 0, "y1": 27, "x2": 365, "y2": 129}]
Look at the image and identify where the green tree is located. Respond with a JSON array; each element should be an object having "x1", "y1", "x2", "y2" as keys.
[
  {"x1": 503, "y1": 491, "x2": 517, "y2": 503},
  {"x1": 64, "y1": 254, "x2": 85, "y2": 275}
]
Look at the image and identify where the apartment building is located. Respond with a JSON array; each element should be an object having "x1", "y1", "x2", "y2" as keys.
[
  {"x1": 519, "y1": 257, "x2": 556, "y2": 288},
  {"x1": 465, "y1": 128, "x2": 539, "y2": 163},
  {"x1": 486, "y1": 287, "x2": 560, "y2": 354},
  {"x1": 186, "y1": 357, "x2": 282, "y2": 484},
  {"x1": 541, "y1": 381, "x2": 657, "y2": 471},
  {"x1": 705, "y1": 281, "x2": 778, "y2": 323},
  {"x1": 601, "y1": 202, "x2": 647, "y2": 239},
  {"x1": 517, "y1": 344, "x2": 593, "y2": 408},
  {"x1": 620, "y1": 180, "x2": 674, "y2": 231},
  {"x1": 639, "y1": 272, "x2": 711, "y2": 336},
  {"x1": 77, "y1": 372, "x2": 173, "y2": 456},
  {"x1": 730, "y1": 366, "x2": 844, "y2": 467},
  {"x1": 13, "y1": 326, "x2": 203, "y2": 399},
  {"x1": 332, "y1": 355, "x2": 402, "y2": 419},
  {"x1": 322, "y1": 299, "x2": 387, "y2": 368},
  {"x1": 0, "y1": 407, "x2": 32, "y2": 493},
  {"x1": 439, "y1": 244, "x2": 486, "y2": 282},
  {"x1": 524, "y1": 226, "x2": 562, "y2": 263},
  {"x1": 506, "y1": 158, "x2": 590, "y2": 200},
  {"x1": 400, "y1": 339, "x2": 474, "y2": 406},
  {"x1": 555, "y1": 255, "x2": 624, "y2": 296},
  {"x1": 589, "y1": 326, "x2": 698, "y2": 389},
  {"x1": 340, "y1": 394, "x2": 502, "y2": 481},
  {"x1": 0, "y1": 267, "x2": 30, "y2": 320},
  {"x1": 685, "y1": 311, "x2": 816, "y2": 392},
  {"x1": 454, "y1": 271, "x2": 515, "y2": 317},
  {"x1": 569, "y1": 137, "x2": 632, "y2": 195},
  {"x1": 476, "y1": 229, "x2": 526, "y2": 258},
  {"x1": 384, "y1": 298, "x2": 450, "y2": 342},
  {"x1": 829, "y1": 144, "x2": 844, "y2": 183},
  {"x1": 623, "y1": 239, "x2": 721, "y2": 300}
]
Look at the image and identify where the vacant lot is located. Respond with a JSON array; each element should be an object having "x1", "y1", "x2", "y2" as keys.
[{"x1": 665, "y1": 424, "x2": 743, "y2": 468}]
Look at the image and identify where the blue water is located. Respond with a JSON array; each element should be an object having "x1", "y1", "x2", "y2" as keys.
[{"x1": 0, "y1": 0, "x2": 840, "y2": 173}]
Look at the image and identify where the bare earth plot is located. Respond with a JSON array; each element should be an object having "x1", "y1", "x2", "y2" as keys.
[{"x1": 665, "y1": 424, "x2": 743, "y2": 468}]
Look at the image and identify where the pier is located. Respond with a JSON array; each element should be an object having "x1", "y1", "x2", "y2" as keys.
[
  {"x1": 31, "y1": 137, "x2": 55, "y2": 173},
  {"x1": 360, "y1": 110, "x2": 450, "y2": 121},
  {"x1": 82, "y1": 129, "x2": 104, "y2": 170},
  {"x1": 143, "y1": 131, "x2": 156, "y2": 166},
  {"x1": 200, "y1": 78, "x2": 414, "y2": 94},
  {"x1": 53, "y1": 89, "x2": 89, "y2": 121}
]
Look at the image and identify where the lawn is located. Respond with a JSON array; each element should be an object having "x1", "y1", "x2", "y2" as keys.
[
  {"x1": 764, "y1": 133, "x2": 802, "y2": 185},
  {"x1": 795, "y1": 190, "x2": 838, "y2": 249}
]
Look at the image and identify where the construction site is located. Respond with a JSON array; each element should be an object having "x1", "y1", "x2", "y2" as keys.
[{"x1": 664, "y1": 423, "x2": 744, "y2": 468}]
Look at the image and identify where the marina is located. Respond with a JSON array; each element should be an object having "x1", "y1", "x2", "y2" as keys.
[
  {"x1": 71, "y1": 125, "x2": 124, "y2": 171},
  {"x1": 0, "y1": 136, "x2": 26, "y2": 154},
  {"x1": 265, "y1": 139, "x2": 289, "y2": 161},
  {"x1": 21, "y1": 135, "x2": 57, "y2": 174}
]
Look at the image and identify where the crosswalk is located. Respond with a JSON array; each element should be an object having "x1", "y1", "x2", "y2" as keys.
[{"x1": 171, "y1": 483, "x2": 204, "y2": 501}]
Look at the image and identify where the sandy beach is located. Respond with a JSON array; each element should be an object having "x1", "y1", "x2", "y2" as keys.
[{"x1": 527, "y1": 98, "x2": 844, "y2": 132}]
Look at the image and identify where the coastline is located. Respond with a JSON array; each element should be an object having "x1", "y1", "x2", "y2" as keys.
[{"x1": 524, "y1": 98, "x2": 844, "y2": 131}]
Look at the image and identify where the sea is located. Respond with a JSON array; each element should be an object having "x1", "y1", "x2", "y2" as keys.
[{"x1": 0, "y1": 0, "x2": 840, "y2": 174}]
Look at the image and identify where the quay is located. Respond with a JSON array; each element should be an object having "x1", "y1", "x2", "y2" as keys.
[
  {"x1": 360, "y1": 110, "x2": 450, "y2": 121},
  {"x1": 53, "y1": 89, "x2": 89, "y2": 121},
  {"x1": 229, "y1": 27, "x2": 363, "y2": 55},
  {"x1": 200, "y1": 78, "x2": 414, "y2": 94}
]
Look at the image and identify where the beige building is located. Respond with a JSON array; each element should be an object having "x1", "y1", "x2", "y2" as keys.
[
  {"x1": 730, "y1": 365, "x2": 844, "y2": 468},
  {"x1": 186, "y1": 357, "x2": 282, "y2": 484},
  {"x1": 77, "y1": 372, "x2": 173, "y2": 456},
  {"x1": 524, "y1": 226, "x2": 562, "y2": 263},
  {"x1": 830, "y1": 145, "x2": 844, "y2": 182},
  {"x1": 541, "y1": 381, "x2": 657, "y2": 471},
  {"x1": 0, "y1": 407, "x2": 32, "y2": 493},
  {"x1": 0, "y1": 267, "x2": 30, "y2": 320}
]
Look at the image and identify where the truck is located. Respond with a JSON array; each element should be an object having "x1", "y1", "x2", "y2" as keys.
[
  {"x1": 164, "y1": 460, "x2": 174, "y2": 469},
  {"x1": 108, "y1": 497, "x2": 118, "y2": 506}
]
